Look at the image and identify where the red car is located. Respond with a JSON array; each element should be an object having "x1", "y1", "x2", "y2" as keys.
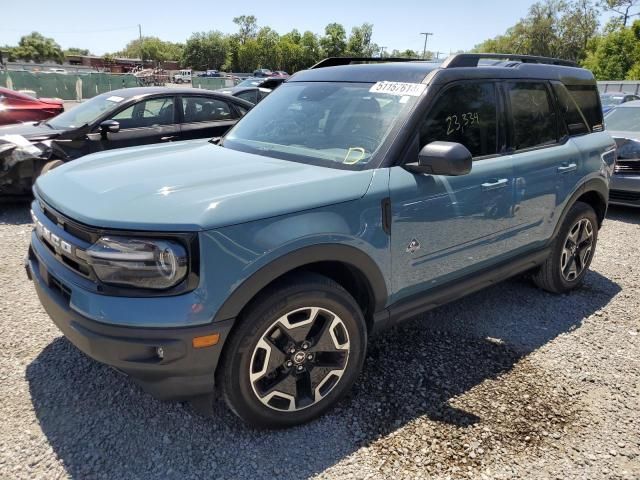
[{"x1": 0, "y1": 87, "x2": 64, "y2": 126}]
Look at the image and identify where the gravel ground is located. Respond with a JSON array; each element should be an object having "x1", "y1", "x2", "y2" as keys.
[{"x1": 0, "y1": 202, "x2": 638, "y2": 479}]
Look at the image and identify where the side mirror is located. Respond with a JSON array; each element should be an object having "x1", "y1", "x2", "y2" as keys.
[
  {"x1": 99, "y1": 120, "x2": 120, "y2": 137},
  {"x1": 404, "y1": 141, "x2": 472, "y2": 176}
]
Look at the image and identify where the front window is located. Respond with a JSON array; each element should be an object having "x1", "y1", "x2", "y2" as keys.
[
  {"x1": 604, "y1": 107, "x2": 640, "y2": 132},
  {"x1": 47, "y1": 93, "x2": 126, "y2": 129},
  {"x1": 110, "y1": 97, "x2": 175, "y2": 128},
  {"x1": 223, "y1": 82, "x2": 420, "y2": 169}
]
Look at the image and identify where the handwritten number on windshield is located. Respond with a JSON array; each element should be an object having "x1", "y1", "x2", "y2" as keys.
[{"x1": 446, "y1": 112, "x2": 480, "y2": 135}]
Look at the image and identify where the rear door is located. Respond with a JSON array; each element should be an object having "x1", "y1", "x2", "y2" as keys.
[
  {"x1": 503, "y1": 81, "x2": 579, "y2": 250},
  {"x1": 389, "y1": 81, "x2": 518, "y2": 300},
  {"x1": 90, "y1": 96, "x2": 180, "y2": 151},
  {"x1": 179, "y1": 95, "x2": 239, "y2": 140}
]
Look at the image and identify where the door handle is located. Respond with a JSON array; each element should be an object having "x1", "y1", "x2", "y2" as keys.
[
  {"x1": 557, "y1": 163, "x2": 577, "y2": 174},
  {"x1": 481, "y1": 178, "x2": 509, "y2": 191},
  {"x1": 161, "y1": 135, "x2": 176, "y2": 141}
]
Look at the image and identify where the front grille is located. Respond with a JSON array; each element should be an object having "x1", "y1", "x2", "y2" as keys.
[
  {"x1": 49, "y1": 273, "x2": 72, "y2": 301},
  {"x1": 33, "y1": 201, "x2": 95, "y2": 280},
  {"x1": 610, "y1": 190, "x2": 640, "y2": 203},
  {"x1": 615, "y1": 160, "x2": 640, "y2": 174}
]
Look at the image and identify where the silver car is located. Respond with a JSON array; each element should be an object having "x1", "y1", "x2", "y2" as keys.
[{"x1": 605, "y1": 100, "x2": 640, "y2": 207}]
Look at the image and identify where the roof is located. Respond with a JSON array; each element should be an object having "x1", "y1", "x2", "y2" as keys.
[
  {"x1": 290, "y1": 54, "x2": 595, "y2": 86},
  {"x1": 98, "y1": 87, "x2": 232, "y2": 98}
]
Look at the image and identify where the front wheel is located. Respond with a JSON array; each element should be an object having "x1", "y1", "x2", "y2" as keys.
[
  {"x1": 218, "y1": 273, "x2": 367, "y2": 428},
  {"x1": 533, "y1": 201, "x2": 599, "y2": 293}
]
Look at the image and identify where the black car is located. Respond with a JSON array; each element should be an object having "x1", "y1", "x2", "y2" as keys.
[
  {"x1": 0, "y1": 87, "x2": 253, "y2": 196},
  {"x1": 218, "y1": 77, "x2": 286, "y2": 104}
]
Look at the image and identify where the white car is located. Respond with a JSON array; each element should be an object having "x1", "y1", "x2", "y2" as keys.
[{"x1": 173, "y1": 69, "x2": 192, "y2": 84}]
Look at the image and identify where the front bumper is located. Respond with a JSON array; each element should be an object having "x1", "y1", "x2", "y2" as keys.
[
  {"x1": 610, "y1": 174, "x2": 640, "y2": 207},
  {"x1": 26, "y1": 240, "x2": 234, "y2": 401}
]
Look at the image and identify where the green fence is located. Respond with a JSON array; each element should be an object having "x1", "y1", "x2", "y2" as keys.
[
  {"x1": 0, "y1": 71, "x2": 141, "y2": 100},
  {"x1": 191, "y1": 77, "x2": 229, "y2": 91}
]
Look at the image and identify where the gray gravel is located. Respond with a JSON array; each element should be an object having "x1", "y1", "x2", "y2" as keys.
[{"x1": 1, "y1": 202, "x2": 639, "y2": 479}]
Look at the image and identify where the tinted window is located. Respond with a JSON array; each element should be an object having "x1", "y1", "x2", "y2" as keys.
[
  {"x1": 111, "y1": 97, "x2": 175, "y2": 129},
  {"x1": 567, "y1": 85, "x2": 603, "y2": 131},
  {"x1": 419, "y1": 82, "x2": 498, "y2": 157},
  {"x1": 507, "y1": 82, "x2": 557, "y2": 150},
  {"x1": 182, "y1": 97, "x2": 235, "y2": 122},
  {"x1": 551, "y1": 82, "x2": 589, "y2": 136}
]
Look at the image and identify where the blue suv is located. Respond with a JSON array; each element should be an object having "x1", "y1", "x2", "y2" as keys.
[{"x1": 27, "y1": 54, "x2": 616, "y2": 428}]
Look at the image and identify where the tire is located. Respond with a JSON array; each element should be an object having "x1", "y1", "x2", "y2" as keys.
[
  {"x1": 218, "y1": 272, "x2": 367, "y2": 428},
  {"x1": 533, "y1": 201, "x2": 599, "y2": 294},
  {"x1": 40, "y1": 159, "x2": 64, "y2": 176}
]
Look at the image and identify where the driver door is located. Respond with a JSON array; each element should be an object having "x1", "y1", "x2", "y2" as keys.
[
  {"x1": 88, "y1": 96, "x2": 179, "y2": 152},
  {"x1": 389, "y1": 81, "x2": 518, "y2": 301}
]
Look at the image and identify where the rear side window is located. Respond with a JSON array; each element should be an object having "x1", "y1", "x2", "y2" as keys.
[
  {"x1": 566, "y1": 85, "x2": 603, "y2": 131},
  {"x1": 182, "y1": 97, "x2": 235, "y2": 123},
  {"x1": 111, "y1": 97, "x2": 175, "y2": 128},
  {"x1": 551, "y1": 82, "x2": 589, "y2": 136},
  {"x1": 419, "y1": 82, "x2": 498, "y2": 157},
  {"x1": 506, "y1": 82, "x2": 558, "y2": 150}
]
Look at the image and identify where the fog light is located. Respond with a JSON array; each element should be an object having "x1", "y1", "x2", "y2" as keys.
[{"x1": 156, "y1": 346, "x2": 165, "y2": 359}]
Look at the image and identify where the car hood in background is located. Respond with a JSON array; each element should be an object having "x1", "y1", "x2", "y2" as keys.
[
  {"x1": 35, "y1": 140, "x2": 375, "y2": 231},
  {"x1": 608, "y1": 130, "x2": 640, "y2": 160},
  {"x1": 0, "y1": 121, "x2": 65, "y2": 141}
]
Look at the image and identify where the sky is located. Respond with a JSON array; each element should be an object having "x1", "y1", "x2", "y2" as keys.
[{"x1": 3, "y1": 0, "x2": 558, "y2": 57}]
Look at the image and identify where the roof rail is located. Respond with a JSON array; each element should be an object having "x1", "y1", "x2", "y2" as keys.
[
  {"x1": 310, "y1": 57, "x2": 420, "y2": 69},
  {"x1": 441, "y1": 53, "x2": 579, "y2": 68}
]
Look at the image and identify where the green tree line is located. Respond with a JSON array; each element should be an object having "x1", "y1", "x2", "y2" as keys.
[
  {"x1": 1, "y1": 17, "x2": 422, "y2": 73},
  {"x1": 472, "y1": 0, "x2": 640, "y2": 79}
]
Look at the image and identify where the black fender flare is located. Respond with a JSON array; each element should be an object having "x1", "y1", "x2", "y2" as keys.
[
  {"x1": 551, "y1": 177, "x2": 609, "y2": 241},
  {"x1": 213, "y1": 244, "x2": 388, "y2": 322}
]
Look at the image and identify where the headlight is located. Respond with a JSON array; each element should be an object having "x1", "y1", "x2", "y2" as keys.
[{"x1": 86, "y1": 236, "x2": 188, "y2": 290}]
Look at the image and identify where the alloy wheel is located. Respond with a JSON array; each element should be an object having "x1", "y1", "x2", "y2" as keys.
[
  {"x1": 249, "y1": 306, "x2": 350, "y2": 412},
  {"x1": 560, "y1": 218, "x2": 594, "y2": 282}
]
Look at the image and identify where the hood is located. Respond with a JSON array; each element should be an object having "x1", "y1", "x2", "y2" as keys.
[
  {"x1": 0, "y1": 121, "x2": 64, "y2": 141},
  {"x1": 37, "y1": 97, "x2": 64, "y2": 106},
  {"x1": 35, "y1": 140, "x2": 375, "y2": 231},
  {"x1": 608, "y1": 130, "x2": 640, "y2": 160}
]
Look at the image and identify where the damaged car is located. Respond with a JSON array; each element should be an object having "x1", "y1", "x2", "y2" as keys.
[{"x1": 0, "y1": 87, "x2": 253, "y2": 197}]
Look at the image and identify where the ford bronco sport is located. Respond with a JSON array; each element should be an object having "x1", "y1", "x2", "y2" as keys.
[{"x1": 27, "y1": 54, "x2": 616, "y2": 428}]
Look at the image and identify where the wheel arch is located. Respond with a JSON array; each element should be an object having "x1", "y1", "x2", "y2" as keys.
[
  {"x1": 552, "y1": 178, "x2": 608, "y2": 241},
  {"x1": 213, "y1": 244, "x2": 388, "y2": 331}
]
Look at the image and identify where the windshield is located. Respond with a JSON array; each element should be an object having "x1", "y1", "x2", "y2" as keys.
[
  {"x1": 605, "y1": 106, "x2": 640, "y2": 132},
  {"x1": 223, "y1": 82, "x2": 421, "y2": 169},
  {"x1": 47, "y1": 93, "x2": 125, "y2": 129},
  {"x1": 601, "y1": 95, "x2": 625, "y2": 107}
]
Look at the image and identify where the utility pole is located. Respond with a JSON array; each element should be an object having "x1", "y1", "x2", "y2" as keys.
[
  {"x1": 434, "y1": 51, "x2": 444, "y2": 60},
  {"x1": 379, "y1": 46, "x2": 387, "y2": 57},
  {"x1": 138, "y1": 24, "x2": 144, "y2": 65},
  {"x1": 420, "y1": 32, "x2": 433, "y2": 60}
]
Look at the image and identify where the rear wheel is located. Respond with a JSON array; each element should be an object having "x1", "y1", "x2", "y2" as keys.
[
  {"x1": 218, "y1": 273, "x2": 367, "y2": 428},
  {"x1": 533, "y1": 201, "x2": 598, "y2": 293}
]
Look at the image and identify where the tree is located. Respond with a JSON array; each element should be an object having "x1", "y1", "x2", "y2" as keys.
[
  {"x1": 256, "y1": 26, "x2": 280, "y2": 68},
  {"x1": 233, "y1": 15, "x2": 258, "y2": 44},
  {"x1": 117, "y1": 37, "x2": 183, "y2": 64},
  {"x1": 346, "y1": 23, "x2": 378, "y2": 56},
  {"x1": 11, "y1": 32, "x2": 63, "y2": 63},
  {"x1": 582, "y1": 19, "x2": 640, "y2": 78},
  {"x1": 64, "y1": 47, "x2": 90, "y2": 56},
  {"x1": 473, "y1": 0, "x2": 599, "y2": 61},
  {"x1": 321, "y1": 23, "x2": 347, "y2": 57},
  {"x1": 182, "y1": 31, "x2": 228, "y2": 70},
  {"x1": 600, "y1": 0, "x2": 640, "y2": 26}
]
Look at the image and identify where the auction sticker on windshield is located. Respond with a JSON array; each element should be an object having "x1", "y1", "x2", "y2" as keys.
[
  {"x1": 370, "y1": 81, "x2": 426, "y2": 97},
  {"x1": 106, "y1": 96, "x2": 124, "y2": 103}
]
